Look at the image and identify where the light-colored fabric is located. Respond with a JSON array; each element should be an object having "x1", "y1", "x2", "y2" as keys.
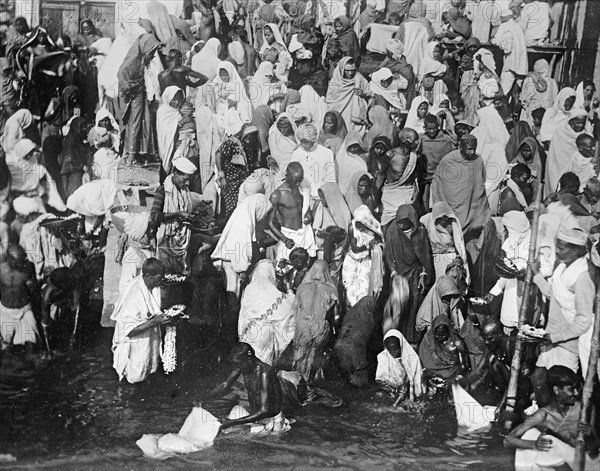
[
  {"x1": 381, "y1": 150, "x2": 418, "y2": 226},
  {"x1": 268, "y1": 112, "x2": 298, "y2": 180},
  {"x1": 211, "y1": 194, "x2": 270, "y2": 273},
  {"x1": 405, "y1": 96, "x2": 429, "y2": 134},
  {"x1": 492, "y1": 18, "x2": 528, "y2": 76},
  {"x1": 370, "y1": 68, "x2": 404, "y2": 110},
  {"x1": 238, "y1": 261, "x2": 296, "y2": 365},
  {"x1": 561, "y1": 152, "x2": 596, "y2": 192},
  {"x1": 452, "y1": 382, "x2": 495, "y2": 431},
  {"x1": 545, "y1": 112, "x2": 587, "y2": 195},
  {"x1": 119, "y1": 246, "x2": 153, "y2": 295},
  {"x1": 157, "y1": 86, "x2": 183, "y2": 173},
  {"x1": 3, "y1": 109, "x2": 33, "y2": 153},
  {"x1": 471, "y1": 125, "x2": 509, "y2": 203},
  {"x1": 111, "y1": 274, "x2": 162, "y2": 383},
  {"x1": 336, "y1": 132, "x2": 369, "y2": 196},
  {"x1": 416, "y1": 275, "x2": 462, "y2": 332},
  {"x1": 539, "y1": 87, "x2": 576, "y2": 143},
  {"x1": 366, "y1": 23, "x2": 399, "y2": 54},
  {"x1": 0, "y1": 303, "x2": 39, "y2": 346},
  {"x1": 191, "y1": 37, "x2": 221, "y2": 80},
  {"x1": 291, "y1": 144, "x2": 336, "y2": 199},
  {"x1": 213, "y1": 61, "x2": 253, "y2": 123},
  {"x1": 248, "y1": 61, "x2": 281, "y2": 109},
  {"x1": 520, "y1": 1, "x2": 550, "y2": 46},
  {"x1": 420, "y1": 202, "x2": 469, "y2": 283},
  {"x1": 299, "y1": 85, "x2": 327, "y2": 130},
  {"x1": 228, "y1": 405, "x2": 291, "y2": 435},
  {"x1": 476, "y1": 104, "x2": 509, "y2": 149},
  {"x1": 67, "y1": 179, "x2": 116, "y2": 217},
  {"x1": 275, "y1": 224, "x2": 318, "y2": 262},
  {"x1": 552, "y1": 257, "x2": 589, "y2": 324},
  {"x1": 376, "y1": 329, "x2": 425, "y2": 400},
  {"x1": 136, "y1": 407, "x2": 221, "y2": 460},
  {"x1": 400, "y1": 22, "x2": 429, "y2": 79}
]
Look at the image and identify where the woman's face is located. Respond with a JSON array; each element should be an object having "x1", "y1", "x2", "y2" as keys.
[
  {"x1": 277, "y1": 117, "x2": 293, "y2": 136},
  {"x1": 381, "y1": 76, "x2": 394, "y2": 88},
  {"x1": 397, "y1": 218, "x2": 414, "y2": 232},
  {"x1": 219, "y1": 69, "x2": 230, "y2": 83},
  {"x1": 569, "y1": 115, "x2": 587, "y2": 133},
  {"x1": 82, "y1": 22, "x2": 93, "y2": 36},
  {"x1": 98, "y1": 117, "x2": 113, "y2": 131},
  {"x1": 169, "y1": 91, "x2": 184, "y2": 109},
  {"x1": 384, "y1": 337, "x2": 402, "y2": 358},
  {"x1": 264, "y1": 26, "x2": 274, "y2": 44},
  {"x1": 25, "y1": 148, "x2": 41, "y2": 161},
  {"x1": 434, "y1": 325, "x2": 450, "y2": 343},
  {"x1": 15, "y1": 20, "x2": 28, "y2": 35},
  {"x1": 343, "y1": 64, "x2": 356, "y2": 80},
  {"x1": 417, "y1": 102, "x2": 429, "y2": 119},
  {"x1": 334, "y1": 19, "x2": 343, "y2": 35},
  {"x1": 520, "y1": 143, "x2": 532, "y2": 161},
  {"x1": 584, "y1": 85, "x2": 595, "y2": 100},
  {"x1": 323, "y1": 113, "x2": 337, "y2": 134},
  {"x1": 357, "y1": 176, "x2": 371, "y2": 196},
  {"x1": 373, "y1": 142, "x2": 387, "y2": 156},
  {"x1": 467, "y1": 44, "x2": 478, "y2": 55},
  {"x1": 564, "y1": 96, "x2": 576, "y2": 111},
  {"x1": 439, "y1": 99, "x2": 449, "y2": 109}
]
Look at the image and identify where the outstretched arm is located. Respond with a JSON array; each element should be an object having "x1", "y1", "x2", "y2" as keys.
[
  {"x1": 220, "y1": 370, "x2": 273, "y2": 428},
  {"x1": 182, "y1": 67, "x2": 209, "y2": 88},
  {"x1": 208, "y1": 368, "x2": 242, "y2": 398}
]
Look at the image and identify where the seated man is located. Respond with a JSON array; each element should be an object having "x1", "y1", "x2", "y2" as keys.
[
  {"x1": 41, "y1": 267, "x2": 81, "y2": 351},
  {"x1": 111, "y1": 258, "x2": 171, "y2": 384},
  {"x1": 208, "y1": 342, "x2": 291, "y2": 434},
  {"x1": 0, "y1": 245, "x2": 39, "y2": 353},
  {"x1": 504, "y1": 366, "x2": 599, "y2": 470},
  {"x1": 158, "y1": 49, "x2": 208, "y2": 95},
  {"x1": 269, "y1": 162, "x2": 316, "y2": 264}
]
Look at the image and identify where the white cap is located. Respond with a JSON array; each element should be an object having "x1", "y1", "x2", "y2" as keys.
[{"x1": 173, "y1": 158, "x2": 197, "y2": 175}]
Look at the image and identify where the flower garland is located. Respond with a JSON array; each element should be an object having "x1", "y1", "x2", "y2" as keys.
[{"x1": 162, "y1": 325, "x2": 177, "y2": 374}]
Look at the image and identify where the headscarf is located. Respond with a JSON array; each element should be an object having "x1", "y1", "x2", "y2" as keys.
[
  {"x1": 191, "y1": 37, "x2": 221, "y2": 80},
  {"x1": 213, "y1": 61, "x2": 253, "y2": 123},
  {"x1": 447, "y1": 7, "x2": 472, "y2": 39},
  {"x1": 60, "y1": 116, "x2": 89, "y2": 177},
  {"x1": 368, "y1": 135, "x2": 392, "y2": 177},
  {"x1": 238, "y1": 260, "x2": 296, "y2": 365},
  {"x1": 67, "y1": 179, "x2": 117, "y2": 217},
  {"x1": 248, "y1": 61, "x2": 277, "y2": 108},
  {"x1": 384, "y1": 205, "x2": 432, "y2": 277},
  {"x1": 268, "y1": 112, "x2": 298, "y2": 178},
  {"x1": 211, "y1": 193, "x2": 270, "y2": 273},
  {"x1": 318, "y1": 111, "x2": 348, "y2": 156},
  {"x1": 145, "y1": 0, "x2": 176, "y2": 42},
  {"x1": 156, "y1": 86, "x2": 183, "y2": 174},
  {"x1": 501, "y1": 210, "x2": 531, "y2": 270},
  {"x1": 336, "y1": 132, "x2": 369, "y2": 195},
  {"x1": 386, "y1": 38, "x2": 404, "y2": 60},
  {"x1": 505, "y1": 121, "x2": 534, "y2": 163},
  {"x1": 539, "y1": 87, "x2": 577, "y2": 142},
  {"x1": 299, "y1": 84, "x2": 328, "y2": 130},
  {"x1": 418, "y1": 315, "x2": 461, "y2": 380},
  {"x1": 516, "y1": 136, "x2": 543, "y2": 180},
  {"x1": 476, "y1": 105, "x2": 509, "y2": 149},
  {"x1": 376, "y1": 329, "x2": 425, "y2": 399},
  {"x1": 325, "y1": 56, "x2": 368, "y2": 127},
  {"x1": 2, "y1": 109, "x2": 33, "y2": 154},
  {"x1": 416, "y1": 276, "x2": 462, "y2": 332},
  {"x1": 260, "y1": 23, "x2": 288, "y2": 55},
  {"x1": 365, "y1": 106, "x2": 397, "y2": 150},
  {"x1": 313, "y1": 182, "x2": 353, "y2": 242},
  {"x1": 405, "y1": 96, "x2": 429, "y2": 134},
  {"x1": 345, "y1": 172, "x2": 372, "y2": 214},
  {"x1": 370, "y1": 68, "x2": 403, "y2": 110}
]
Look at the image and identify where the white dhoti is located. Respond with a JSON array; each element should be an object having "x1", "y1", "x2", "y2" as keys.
[
  {"x1": 228, "y1": 405, "x2": 291, "y2": 435},
  {"x1": 579, "y1": 318, "x2": 594, "y2": 379},
  {"x1": 275, "y1": 224, "x2": 317, "y2": 262},
  {"x1": 536, "y1": 343, "x2": 579, "y2": 373},
  {"x1": 214, "y1": 260, "x2": 242, "y2": 297},
  {"x1": 0, "y1": 302, "x2": 40, "y2": 347}
]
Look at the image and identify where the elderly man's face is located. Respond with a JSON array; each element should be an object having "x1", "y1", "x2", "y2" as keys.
[
  {"x1": 342, "y1": 64, "x2": 356, "y2": 80},
  {"x1": 584, "y1": 186, "x2": 600, "y2": 205},
  {"x1": 460, "y1": 141, "x2": 477, "y2": 160},
  {"x1": 300, "y1": 138, "x2": 315, "y2": 152},
  {"x1": 402, "y1": 135, "x2": 419, "y2": 152}
]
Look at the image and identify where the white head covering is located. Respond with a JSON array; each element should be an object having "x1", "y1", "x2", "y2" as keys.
[
  {"x1": 173, "y1": 157, "x2": 198, "y2": 174},
  {"x1": 405, "y1": 96, "x2": 429, "y2": 134},
  {"x1": 557, "y1": 227, "x2": 587, "y2": 247}
]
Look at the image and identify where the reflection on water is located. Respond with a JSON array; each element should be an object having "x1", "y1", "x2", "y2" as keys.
[{"x1": 0, "y1": 329, "x2": 513, "y2": 470}]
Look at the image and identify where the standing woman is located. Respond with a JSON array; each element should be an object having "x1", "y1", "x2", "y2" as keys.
[
  {"x1": 60, "y1": 116, "x2": 90, "y2": 198},
  {"x1": 313, "y1": 183, "x2": 353, "y2": 281},
  {"x1": 259, "y1": 24, "x2": 293, "y2": 82},
  {"x1": 342, "y1": 205, "x2": 384, "y2": 307},
  {"x1": 215, "y1": 134, "x2": 250, "y2": 220},
  {"x1": 318, "y1": 111, "x2": 348, "y2": 158},
  {"x1": 191, "y1": 37, "x2": 222, "y2": 81},
  {"x1": 2, "y1": 109, "x2": 39, "y2": 154},
  {"x1": 326, "y1": 15, "x2": 360, "y2": 78},
  {"x1": 117, "y1": 27, "x2": 161, "y2": 165},
  {"x1": 156, "y1": 86, "x2": 184, "y2": 178},
  {"x1": 267, "y1": 112, "x2": 298, "y2": 179},
  {"x1": 384, "y1": 204, "x2": 434, "y2": 343}
]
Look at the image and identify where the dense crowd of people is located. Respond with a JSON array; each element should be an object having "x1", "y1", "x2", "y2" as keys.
[{"x1": 1, "y1": 0, "x2": 600, "y2": 467}]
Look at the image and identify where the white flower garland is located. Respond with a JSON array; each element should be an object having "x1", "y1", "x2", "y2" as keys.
[{"x1": 162, "y1": 325, "x2": 177, "y2": 374}]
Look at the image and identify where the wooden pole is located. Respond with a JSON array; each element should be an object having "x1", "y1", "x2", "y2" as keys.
[
  {"x1": 574, "y1": 287, "x2": 600, "y2": 470},
  {"x1": 503, "y1": 179, "x2": 544, "y2": 431}
]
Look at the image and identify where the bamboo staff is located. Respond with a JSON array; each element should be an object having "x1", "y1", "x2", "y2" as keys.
[
  {"x1": 574, "y1": 286, "x2": 600, "y2": 470},
  {"x1": 503, "y1": 179, "x2": 544, "y2": 431}
]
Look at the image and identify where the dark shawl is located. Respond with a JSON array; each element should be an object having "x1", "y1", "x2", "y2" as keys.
[
  {"x1": 419, "y1": 314, "x2": 461, "y2": 380},
  {"x1": 505, "y1": 121, "x2": 534, "y2": 163},
  {"x1": 60, "y1": 116, "x2": 90, "y2": 174}
]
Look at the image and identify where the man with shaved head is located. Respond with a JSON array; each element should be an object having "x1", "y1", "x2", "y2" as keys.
[
  {"x1": 431, "y1": 133, "x2": 490, "y2": 241},
  {"x1": 579, "y1": 177, "x2": 600, "y2": 218},
  {"x1": 562, "y1": 134, "x2": 597, "y2": 192},
  {"x1": 269, "y1": 161, "x2": 316, "y2": 264},
  {"x1": 380, "y1": 127, "x2": 421, "y2": 226}
]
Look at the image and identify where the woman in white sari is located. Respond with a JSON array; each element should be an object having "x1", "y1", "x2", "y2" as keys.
[
  {"x1": 195, "y1": 83, "x2": 222, "y2": 200},
  {"x1": 191, "y1": 37, "x2": 222, "y2": 80},
  {"x1": 213, "y1": 61, "x2": 253, "y2": 131},
  {"x1": 259, "y1": 23, "x2": 293, "y2": 82},
  {"x1": 404, "y1": 96, "x2": 429, "y2": 134},
  {"x1": 248, "y1": 61, "x2": 287, "y2": 111},
  {"x1": 268, "y1": 112, "x2": 298, "y2": 180},
  {"x1": 238, "y1": 260, "x2": 296, "y2": 366},
  {"x1": 157, "y1": 86, "x2": 184, "y2": 175},
  {"x1": 539, "y1": 87, "x2": 576, "y2": 144}
]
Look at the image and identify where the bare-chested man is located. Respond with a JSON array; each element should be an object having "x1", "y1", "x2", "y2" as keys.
[
  {"x1": 207, "y1": 342, "x2": 290, "y2": 433},
  {"x1": 269, "y1": 161, "x2": 317, "y2": 264},
  {"x1": 0, "y1": 245, "x2": 39, "y2": 353},
  {"x1": 158, "y1": 49, "x2": 208, "y2": 95},
  {"x1": 380, "y1": 128, "x2": 420, "y2": 226},
  {"x1": 40, "y1": 267, "x2": 81, "y2": 351}
]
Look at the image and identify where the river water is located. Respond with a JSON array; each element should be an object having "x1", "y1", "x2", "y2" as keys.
[{"x1": 0, "y1": 328, "x2": 514, "y2": 470}]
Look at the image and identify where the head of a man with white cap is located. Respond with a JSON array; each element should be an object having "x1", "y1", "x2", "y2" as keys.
[
  {"x1": 556, "y1": 226, "x2": 588, "y2": 265},
  {"x1": 172, "y1": 158, "x2": 197, "y2": 191}
]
